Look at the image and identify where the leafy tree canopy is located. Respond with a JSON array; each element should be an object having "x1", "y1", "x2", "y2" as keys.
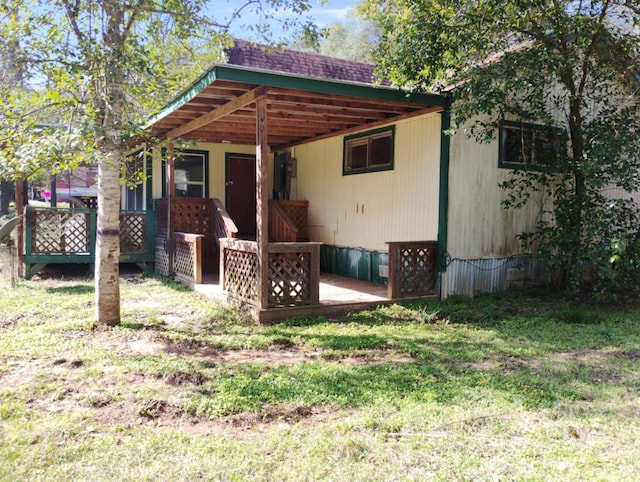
[
  {"x1": 363, "y1": 0, "x2": 640, "y2": 298},
  {"x1": 1, "y1": 0, "x2": 318, "y2": 325},
  {"x1": 289, "y1": 8, "x2": 379, "y2": 62}
]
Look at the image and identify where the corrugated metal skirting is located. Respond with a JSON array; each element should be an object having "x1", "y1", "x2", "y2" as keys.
[{"x1": 441, "y1": 257, "x2": 546, "y2": 298}]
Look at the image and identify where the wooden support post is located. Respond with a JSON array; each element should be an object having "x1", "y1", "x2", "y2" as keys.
[
  {"x1": 15, "y1": 177, "x2": 25, "y2": 278},
  {"x1": 166, "y1": 142, "x2": 175, "y2": 276},
  {"x1": 256, "y1": 96, "x2": 269, "y2": 310}
]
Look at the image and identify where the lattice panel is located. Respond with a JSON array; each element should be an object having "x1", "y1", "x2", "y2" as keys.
[
  {"x1": 224, "y1": 248, "x2": 258, "y2": 303},
  {"x1": 31, "y1": 210, "x2": 90, "y2": 254},
  {"x1": 174, "y1": 239, "x2": 195, "y2": 281},
  {"x1": 173, "y1": 198, "x2": 212, "y2": 236},
  {"x1": 397, "y1": 246, "x2": 437, "y2": 296},
  {"x1": 120, "y1": 213, "x2": 146, "y2": 253},
  {"x1": 155, "y1": 245, "x2": 169, "y2": 276},
  {"x1": 268, "y1": 251, "x2": 311, "y2": 307},
  {"x1": 277, "y1": 201, "x2": 308, "y2": 239}
]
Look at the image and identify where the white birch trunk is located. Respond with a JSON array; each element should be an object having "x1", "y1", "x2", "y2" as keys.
[
  {"x1": 94, "y1": 0, "x2": 125, "y2": 326},
  {"x1": 94, "y1": 148, "x2": 121, "y2": 325}
]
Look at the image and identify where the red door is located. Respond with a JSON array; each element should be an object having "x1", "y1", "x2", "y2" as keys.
[{"x1": 226, "y1": 155, "x2": 256, "y2": 237}]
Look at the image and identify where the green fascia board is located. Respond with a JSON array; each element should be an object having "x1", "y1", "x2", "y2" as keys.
[
  {"x1": 437, "y1": 102, "x2": 452, "y2": 273},
  {"x1": 145, "y1": 68, "x2": 220, "y2": 127},
  {"x1": 214, "y1": 65, "x2": 447, "y2": 107},
  {"x1": 147, "y1": 64, "x2": 448, "y2": 128}
]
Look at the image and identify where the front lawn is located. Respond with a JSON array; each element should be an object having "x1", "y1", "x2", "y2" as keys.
[{"x1": 1, "y1": 272, "x2": 639, "y2": 481}]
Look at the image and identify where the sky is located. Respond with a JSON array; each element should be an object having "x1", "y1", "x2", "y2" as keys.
[{"x1": 217, "y1": 0, "x2": 359, "y2": 42}]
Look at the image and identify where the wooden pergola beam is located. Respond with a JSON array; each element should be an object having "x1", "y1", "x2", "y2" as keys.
[{"x1": 165, "y1": 85, "x2": 268, "y2": 140}]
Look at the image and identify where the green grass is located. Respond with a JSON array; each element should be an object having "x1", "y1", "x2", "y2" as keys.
[{"x1": 1, "y1": 273, "x2": 639, "y2": 481}]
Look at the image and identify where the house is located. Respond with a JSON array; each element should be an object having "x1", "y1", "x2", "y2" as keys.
[{"x1": 132, "y1": 40, "x2": 546, "y2": 320}]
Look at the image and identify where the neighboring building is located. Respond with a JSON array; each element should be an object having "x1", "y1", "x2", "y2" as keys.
[{"x1": 48, "y1": 165, "x2": 98, "y2": 203}]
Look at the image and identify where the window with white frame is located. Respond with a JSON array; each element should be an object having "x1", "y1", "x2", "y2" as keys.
[
  {"x1": 123, "y1": 150, "x2": 146, "y2": 211},
  {"x1": 174, "y1": 150, "x2": 208, "y2": 197},
  {"x1": 343, "y1": 126, "x2": 395, "y2": 175}
]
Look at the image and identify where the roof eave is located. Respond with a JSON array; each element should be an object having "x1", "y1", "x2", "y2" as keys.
[{"x1": 147, "y1": 64, "x2": 449, "y2": 130}]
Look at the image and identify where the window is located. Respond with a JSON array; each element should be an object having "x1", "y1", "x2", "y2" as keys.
[
  {"x1": 174, "y1": 150, "x2": 208, "y2": 197},
  {"x1": 343, "y1": 127, "x2": 395, "y2": 175},
  {"x1": 499, "y1": 121, "x2": 565, "y2": 170},
  {"x1": 123, "y1": 150, "x2": 147, "y2": 211}
]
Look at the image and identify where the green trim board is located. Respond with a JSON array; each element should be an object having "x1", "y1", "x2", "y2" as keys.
[
  {"x1": 342, "y1": 126, "x2": 395, "y2": 176},
  {"x1": 320, "y1": 245, "x2": 388, "y2": 285},
  {"x1": 145, "y1": 148, "x2": 153, "y2": 209},
  {"x1": 146, "y1": 68, "x2": 219, "y2": 127},
  {"x1": 437, "y1": 105, "x2": 451, "y2": 273},
  {"x1": 498, "y1": 120, "x2": 567, "y2": 171},
  {"x1": 213, "y1": 65, "x2": 447, "y2": 107}
]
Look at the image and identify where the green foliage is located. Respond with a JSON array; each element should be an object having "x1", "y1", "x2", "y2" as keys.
[
  {"x1": 289, "y1": 9, "x2": 380, "y2": 63},
  {"x1": 363, "y1": 0, "x2": 640, "y2": 298}
]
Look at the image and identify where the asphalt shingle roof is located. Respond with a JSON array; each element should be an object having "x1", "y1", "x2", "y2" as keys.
[{"x1": 226, "y1": 40, "x2": 378, "y2": 85}]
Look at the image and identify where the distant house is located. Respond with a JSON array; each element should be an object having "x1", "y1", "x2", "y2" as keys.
[
  {"x1": 121, "y1": 39, "x2": 550, "y2": 319},
  {"x1": 56, "y1": 165, "x2": 98, "y2": 200}
]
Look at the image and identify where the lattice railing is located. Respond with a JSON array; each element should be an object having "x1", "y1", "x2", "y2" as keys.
[
  {"x1": 221, "y1": 240, "x2": 320, "y2": 308},
  {"x1": 173, "y1": 233, "x2": 203, "y2": 285},
  {"x1": 173, "y1": 198, "x2": 213, "y2": 236},
  {"x1": 269, "y1": 200, "x2": 308, "y2": 242},
  {"x1": 267, "y1": 243, "x2": 320, "y2": 307},
  {"x1": 387, "y1": 241, "x2": 438, "y2": 299},
  {"x1": 220, "y1": 239, "x2": 258, "y2": 304},
  {"x1": 29, "y1": 208, "x2": 91, "y2": 254},
  {"x1": 24, "y1": 206, "x2": 155, "y2": 277},
  {"x1": 212, "y1": 198, "x2": 237, "y2": 246},
  {"x1": 120, "y1": 212, "x2": 147, "y2": 254}
]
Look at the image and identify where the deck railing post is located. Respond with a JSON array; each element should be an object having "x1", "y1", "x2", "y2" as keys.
[
  {"x1": 89, "y1": 209, "x2": 97, "y2": 257},
  {"x1": 256, "y1": 95, "x2": 269, "y2": 310}
]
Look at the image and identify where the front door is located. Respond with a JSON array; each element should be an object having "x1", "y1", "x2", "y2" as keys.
[{"x1": 226, "y1": 154, "x2": 257, "y2": 237}]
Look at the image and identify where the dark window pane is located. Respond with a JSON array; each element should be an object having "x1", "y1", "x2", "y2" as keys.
[
  {"x1": 369, "y1": 134, "x2": 392, "y2": 166},
  {"x1": 185, "y1": 184, "x2": 203, "y2": 197},
  {"x1": 533, "y1": 130, "x2": 558, "y2": 166},
  {"x1": 348, "y1": 142, "x2": 368, "y2": 169},
  {"x1": 502, "y1": 127, "x2": 533, "y2": 165}
]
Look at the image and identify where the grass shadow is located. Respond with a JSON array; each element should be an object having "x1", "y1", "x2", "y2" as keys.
[{"x1": 46, "y1": 284, "x2": 94, "y2": 295}]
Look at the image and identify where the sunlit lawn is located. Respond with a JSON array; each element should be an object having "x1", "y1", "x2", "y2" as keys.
[{"x1": 1, "y1": 269, "x2": 639, "y2": 481}]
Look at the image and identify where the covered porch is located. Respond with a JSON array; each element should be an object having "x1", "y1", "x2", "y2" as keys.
[{"x1": 148, "y1": 59, "x2": 445, "y2": 321}]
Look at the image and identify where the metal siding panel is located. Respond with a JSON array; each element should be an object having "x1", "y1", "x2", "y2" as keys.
[{"x1": 442, "y1": 257, "x2": 546, "y2": 298}]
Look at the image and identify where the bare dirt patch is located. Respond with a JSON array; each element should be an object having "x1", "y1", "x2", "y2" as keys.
[
  {"x1": 92, "y1": 329, "x2": 416, "y2": 366},
  {"x1": 467, "y1": 348, "x2": 640, "y2": 374}
]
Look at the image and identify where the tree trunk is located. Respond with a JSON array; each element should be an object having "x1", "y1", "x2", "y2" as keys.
[
  {"x1": 49, "y1": 173, "x2": 57, "y2": 207},
  {"x1": 94, "y1": 149, "x2": 121, "y2": 325},
  {"x1": 94, "y1": 0, "x2": 125, "y2": 326},
  {"x1": 0, "y1": 181, "x2": 12, "y2": 216}
]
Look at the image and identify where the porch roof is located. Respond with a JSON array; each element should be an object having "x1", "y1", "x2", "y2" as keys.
[{"x1": 148, "y1": 62, "x2": 448, "y2": 150}]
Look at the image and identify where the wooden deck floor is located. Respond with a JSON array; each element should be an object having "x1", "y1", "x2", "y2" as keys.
[
  {"x1": 193, "y1": 273, "x2": 437, "y2": 322},
  {"x1": 194, "y1": 273, "x2": 390, "y2": 305},
  {"x1": 192, "y1": 273, "x2": 407, "y2": 321}
]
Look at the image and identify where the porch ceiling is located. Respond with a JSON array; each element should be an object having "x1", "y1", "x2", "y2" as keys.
[{"x1": 148, "y1": 65, "x2": 447, "y2": 150}]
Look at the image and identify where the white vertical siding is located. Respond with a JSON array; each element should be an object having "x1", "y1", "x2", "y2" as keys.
[
  {"x1": 447, "y1": 123, "x2": 552, "y2": 259},
  {"x1": 294, "y1": 114, "x2": 442, "y2": 251}
]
